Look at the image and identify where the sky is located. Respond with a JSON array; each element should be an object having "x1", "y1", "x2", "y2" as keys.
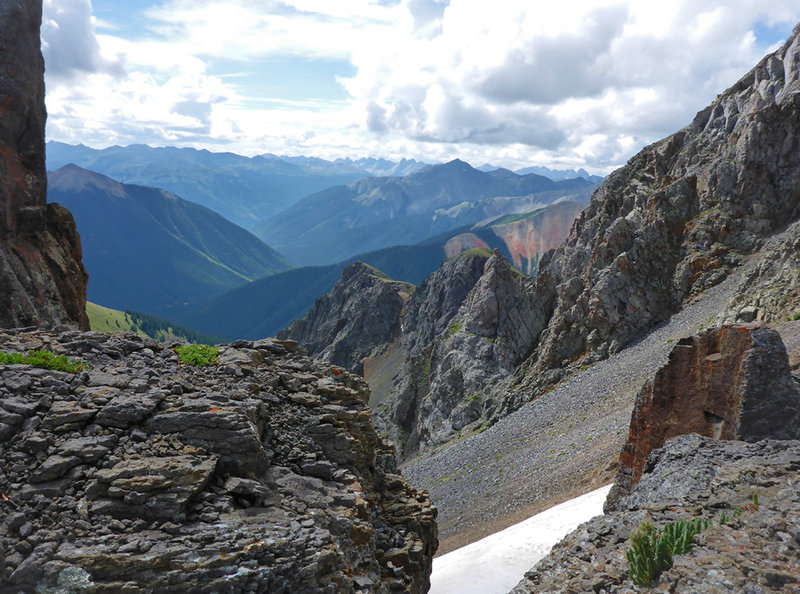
[{"x1": 41, "y1": 1, "x2": 800, "y2": 174}]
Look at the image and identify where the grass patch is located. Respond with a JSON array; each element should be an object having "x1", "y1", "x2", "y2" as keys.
[
  {"x1": 174, "y1": 344, "x2": 219, "y2": 367},
  {"x1": 447, "y1": 321, "x2": 463, "y2": 336},
  {"x1": 489, "y1": 208, "x2": 545, "y2": 226},
  {"x1": 0, "y1": 350, "x2": 88, "y2": 373}
]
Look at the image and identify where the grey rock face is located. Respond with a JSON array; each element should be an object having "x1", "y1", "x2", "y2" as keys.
[
  {"x1": 0, "y1": 0, "x2": 89, "y2": 330},
  {"x1": 512, "y1": 435, "x2": 800, "y2": 593},
  {"x1": 0, "y1": 329, "x2": 437, "y2": 592},
  {"x1": 279, "y1": 262, "x2": 414, "y2": 375},
  {"x1": 718, "y1": 219, "x2": 800, "y2": 324},
  {"x1": 401, "y1": 248, "x2": 491, "y2": 358},
  {"x1": 388, "y1": 250, "x2": 546, "y2": 452},
  {"x1": 501, "y1": 23, "x2": 800, "y2": 415}
]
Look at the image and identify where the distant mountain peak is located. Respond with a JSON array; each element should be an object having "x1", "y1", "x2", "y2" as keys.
[{"x1": 49, "y1": 164, "x2": 127, "y2": 198}]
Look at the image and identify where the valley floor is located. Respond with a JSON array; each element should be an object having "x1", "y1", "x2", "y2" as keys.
[{"x1": 401, "y1": 263, "x2": 761, "y2": 555}]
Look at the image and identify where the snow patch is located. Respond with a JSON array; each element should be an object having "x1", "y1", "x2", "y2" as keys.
[{"x1": 429, "y1": 484, "x2": 612, "y2": 594}]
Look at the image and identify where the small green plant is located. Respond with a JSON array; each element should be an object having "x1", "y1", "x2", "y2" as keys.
[
  {"x1": 792, "y1": 313, "x2": 800, "y2": 321},
  {"x1": 447, "y1": 322, "x2": 463, "y2": 336},
  {"x1": 174, "y1": 344, "x2": 219, "y2": 367},
  {"x1": 718, "y1": 511, "x2": 727, "y2": 525},
  {"x1": 627, "y1": 517, "x2": 709, "y2": 586},
  {"x1": 0, "y1": 350, "x2": 88, "y2": 373}
]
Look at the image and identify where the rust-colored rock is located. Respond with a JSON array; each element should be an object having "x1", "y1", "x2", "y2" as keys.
[
  {"x1": 489, "y1": 201, "x2": 584, "y2": 275},
  {"x1": 0, "y1": 0, "x2": 88, "y2": 329},
  {"x1": 606, "y1": 323, "x2": 800, "y2": 510}
]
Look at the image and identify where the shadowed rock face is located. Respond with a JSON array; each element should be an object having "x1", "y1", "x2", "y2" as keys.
[
  {"x1": 278, "y1": 262, "x2": 414, "y2": 375},
  {"x1": 0, "y1": 0, "x2": 88, "y2": 330},
  {"x1": 606, "y1": 324, "x2": 800, "y2": 509}
]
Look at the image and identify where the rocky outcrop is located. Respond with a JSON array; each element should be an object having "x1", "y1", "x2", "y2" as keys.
[
  {"x1": 489, "y1": 201, "x2": 584, "y2": 275},
  {"x1": 278, "y1": 262, "x2": 414, "y2": 375},
  {"x1": 370, "y1": 249, "x2": 549, "y2": 454},
  {"x1": 0, "y1": 1, "x2": 88, "y2": 330},
  {"x1": 498, "y1": 23, "x2": 800, "y2": 416},
  {"x1": 512, "y1": 434, "x2": 800, "y2": 593},
  {"x1": 606, "y1": 323, "x2": 800, "y2": 509},
  {"x1": 376, "y1": 249, "x2": 492, "y2": 453},
  {"x1": 401, "y1": 248, "x2": 492, "y2": 359},
  {"x1": 0, "y1": 329, "x2": 437, "y2": 592},
  {"x1": 371, "y1": 25, "x2": 800, "y2": 455},
  {"x1": 718, "y1": 219, "x2": 800, "y2": 324}
]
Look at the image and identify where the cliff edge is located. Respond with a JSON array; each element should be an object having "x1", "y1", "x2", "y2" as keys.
[{"x1": 0, "y1": 0, "x2": 88, "y2": 330}]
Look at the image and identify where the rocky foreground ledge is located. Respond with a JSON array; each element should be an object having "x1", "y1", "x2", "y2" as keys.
[
  {"x1": 512, "y1": 323, "x2": 800, "y2": 593},
  {"x1": 0, "y1": 330, "x2": 437, "y2": 592},
  {"x1": 512, "y1": 435, "x2": 800, "y2": 593}
]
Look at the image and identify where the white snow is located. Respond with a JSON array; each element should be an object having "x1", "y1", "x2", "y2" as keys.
[{"x1": 429, "y1": 484, "x2": 613, "y2": 594}]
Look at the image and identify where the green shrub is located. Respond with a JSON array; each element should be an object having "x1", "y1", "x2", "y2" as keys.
[
  {"x1": 627, "y1": 517, "x2": 709, "y2": 586},
  {"x1": 792, "y1": 313, "x2": 800, "y2": 321},
  {"x1": 174, "y1": 344, "x2": 219, "y2": 367},
  {"x1": 0, "y1": 350, "x2": 88, "y2": 373}
]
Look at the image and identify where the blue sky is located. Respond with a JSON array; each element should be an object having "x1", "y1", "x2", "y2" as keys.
[{"x1": 41, "y1": 0, "x2": 800, "y2": 173}]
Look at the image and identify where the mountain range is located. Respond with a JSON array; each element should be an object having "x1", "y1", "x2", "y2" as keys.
[
  {"x1": 255, "y1": 159, "x2": 596, "y2": 266},
  {"x1": 172, "y1": 201, "x2": 583, "y2": 340},
  {"x1": 45, "y1": 142, "x2": 372, "y2": 228},
  {"x1": 48, "y1": 164, "x2": 292, "y2": 316},
  {"x1": 47, "y1": 142, "x2": 598, "y2": 233},
  {"x1": 4, "y1": 6, "x2": 800, "y2": 592}
]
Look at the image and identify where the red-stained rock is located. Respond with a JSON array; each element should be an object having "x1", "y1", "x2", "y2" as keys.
[
  {"x1": 0, "y1": 0, "x2": 88, "y2": 329},
  {"x1": 606, "y1": 323, "x2": 800, "y2": 510},
  {"x1": 443, "y1": 233, "x2": 490, "y2": 258},
  {"x1": 489, "y1": 201, "x2": 584, "y2": 275}
]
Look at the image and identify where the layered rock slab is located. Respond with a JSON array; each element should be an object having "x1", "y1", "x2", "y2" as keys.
[
  {"x1": 607, "y1": 323, "x2": 800, "y2": 508},
  {"x1": 0, "y1": 0, "x2": 88, "y2": 330},
  {"x1": 0, "y1": 330, "x2": 437, "y2": 592}
]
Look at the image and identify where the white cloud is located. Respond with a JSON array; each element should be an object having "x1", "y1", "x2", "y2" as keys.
[
  {"x1": 41, "y1": 0, "x2": 123, "y2": 81},
  {"x1": 42, "y1": 0, "x2": 800, "y2": 173}
]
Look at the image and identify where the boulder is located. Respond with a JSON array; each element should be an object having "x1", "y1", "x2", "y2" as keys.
[{"x1": 606, "y1": 323, "x2": 800, "y2": 509}]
